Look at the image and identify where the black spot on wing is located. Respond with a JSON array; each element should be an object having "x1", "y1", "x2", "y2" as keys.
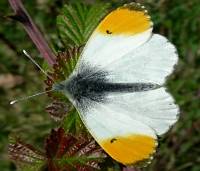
[
  {"x1": 110, "y1": 138, "x2": 117, "y2": 143},
  {"x1": 106, "y1": 30, "x2": 112, "y2": 34}
]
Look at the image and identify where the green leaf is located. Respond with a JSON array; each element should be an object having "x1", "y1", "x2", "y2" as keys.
[
  {"x1": 57, "y1": 3, "x2": 110, "y2": 47},
  {"x1": 62, "y1": 108, "x2": 84, "y2": 134}
]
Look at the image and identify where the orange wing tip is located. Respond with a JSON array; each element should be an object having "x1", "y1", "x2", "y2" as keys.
[
  {"x1": 100, "y1": 134, "x2": 157, "y2": 165},
  {"x1": 96, "y1": 3, "x2": 153, "y2": 35},
  {"x1": 130, "y1": 155, "x2": 154, "y2": 168},
  {"x1": 122, "y1": 2, "x2": 153, "y2": 26},
  {"x1": 132, "y1": 149, "x2": 156, "y2": 168},
  {"x1": 122, "y1": 2, "x2": 147, "y2": 12},
  {"x1": 122, "y1": 2, "x2": 151, "y2": 17}
]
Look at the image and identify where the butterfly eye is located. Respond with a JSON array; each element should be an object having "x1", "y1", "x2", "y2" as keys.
[{"x1": 53, "y1": 83, "x2": 65, "y2": 91}]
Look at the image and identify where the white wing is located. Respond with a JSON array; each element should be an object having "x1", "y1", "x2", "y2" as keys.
[
  {"x1": 78, "y1": 29, "x2": 152, "y2": 68},
  {"x1": 76, "y1": 3, "x2": 153, "y2": 70},
  {"x1": 74, "y1": 87, "x2": 179, "y2": 165},
  {"x1": 105, "y1": 34, "x2": 178, "y2": 85},
  {"x1": 105, "y1": 87, "x2": 179, "y2": 135},
  {"x1": 76, "y1": 101, "x2": 157, "y2": 165}
]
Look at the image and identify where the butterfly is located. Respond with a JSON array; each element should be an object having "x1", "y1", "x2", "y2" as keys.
[{"x1": 53, "y1": 2, "x2": 179, "y2": 166}]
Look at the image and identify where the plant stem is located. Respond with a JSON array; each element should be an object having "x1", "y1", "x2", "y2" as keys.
[{"x1": 8, "y1": 0, "x2": 56, "y2": 66}]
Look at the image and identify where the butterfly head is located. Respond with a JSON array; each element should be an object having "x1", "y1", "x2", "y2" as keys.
[
  {"x1": 52, "y1": 75, "x2": 84, "y2": 105},
  {"x1": 53, "y1": 81, "x2": 66, "y2": 92},
  {"x1": 53, "y1": 80, "x2": 71, "y2": 97}
]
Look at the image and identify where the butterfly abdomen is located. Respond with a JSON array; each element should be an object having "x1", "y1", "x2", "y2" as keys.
[{"x1": 54, "y1": 64, "x2": 159, "y2": 110}]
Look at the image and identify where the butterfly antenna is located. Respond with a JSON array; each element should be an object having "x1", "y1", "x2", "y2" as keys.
[
  {"x1": 10, "y1": 89, "x2": 54, "y2": 105},
  {"x1": 23, "y1": 50, "x2": 54, "y2": 80}
]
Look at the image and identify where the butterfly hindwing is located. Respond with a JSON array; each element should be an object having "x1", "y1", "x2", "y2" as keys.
[
  {"x1": 105, "y1": 87, "x2": 179, "y2": 136},
  {"x1": 105, "y1": 34, "x2": 178, "y2": 85}
]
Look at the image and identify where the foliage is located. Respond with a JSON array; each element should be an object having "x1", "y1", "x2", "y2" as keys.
[
  {"x1": 0, "y1": 0, "x2": 200, "y2": 171},
  {"x1": 57, "y1": 3, "x2": 110, "y2": 47},
  {"x1": 8, "y1": 128, "x2": 105, "y2": 171}
]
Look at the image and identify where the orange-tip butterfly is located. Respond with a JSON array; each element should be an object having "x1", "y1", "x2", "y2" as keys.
[
  {"x1": 12, "y1": 2, "x2": 179, "y2": 166},
  {"x1": 52, "y1": 2, "x2": 180, "y2": 165}
]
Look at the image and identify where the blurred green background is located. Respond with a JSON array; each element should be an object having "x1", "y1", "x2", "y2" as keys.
[{"x1": 0, "y1": 0, "x2": 200, "y2": 170}]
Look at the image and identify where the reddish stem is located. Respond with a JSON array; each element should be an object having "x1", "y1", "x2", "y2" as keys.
[{"x1": 8, "y1": 0, "x2": 56, "y2": 66}]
